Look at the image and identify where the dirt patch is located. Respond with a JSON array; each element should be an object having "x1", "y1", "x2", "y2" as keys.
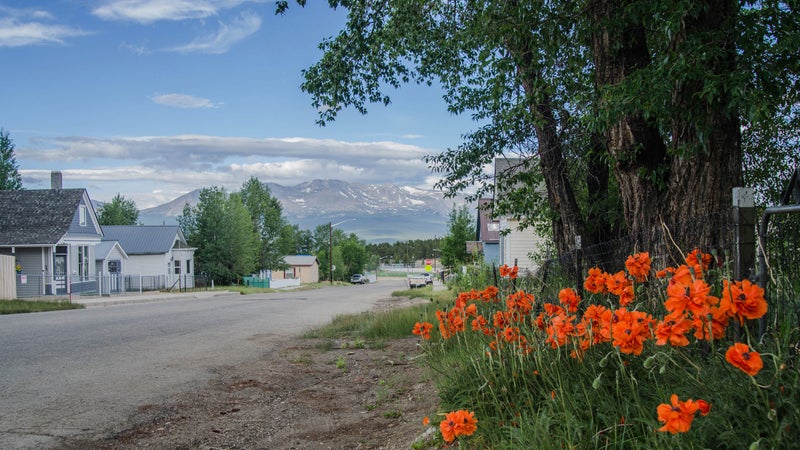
[{"x1": 64, "y1": 299, "x2": 441, "y2": 449}]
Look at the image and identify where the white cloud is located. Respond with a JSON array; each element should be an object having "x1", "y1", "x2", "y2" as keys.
[
  {"x1": 93, "y1": 0, "x2": 255, "y2": 24},
  {"x1": 0, "y1": 17, "x2": 89, "y2": 47},
  {"x1": 18, "y1": 133, "x2": 439, "y2": 207},
  {"x1": 18, "y1": 134, "x2": 431, "y2": 166},
  {"x1": 151, "y1": 93, "x2": 222, "y2": 109},
  {"x1": 167, "y1": 11, "x2": 261, "y2": 54}
]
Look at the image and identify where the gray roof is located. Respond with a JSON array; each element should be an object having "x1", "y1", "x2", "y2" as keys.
[
  {"x1": 95, "y1": 240, "x2": 128, "y2": 260},
  {"x1": 283, "y1": 255, "x2": 319, "y2": 266},
  {"x1": 0, "y1": 189, "x2": 89, "y2": 246},
  {"x1": 102, "y1": 225, "x2": 187, "y2": 255}
]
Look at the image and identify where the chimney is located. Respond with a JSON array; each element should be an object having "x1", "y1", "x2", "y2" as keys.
[{"x1": 51, "y1": 171, "x2": 63, "y2": 190}]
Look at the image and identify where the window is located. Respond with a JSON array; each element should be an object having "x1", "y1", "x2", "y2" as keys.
[
  {"x1": 79, "y1": 206, "x2": 87, "y2": 226},
  {"x1": 174, "y1": 259, "x2": 181, "y2": 275},
  {"x1": 78, "y1": 246, "x2": 90, "y2": 280},
  {"x1": 186, "y1": 259, "x2": 191, "y2": 274}
]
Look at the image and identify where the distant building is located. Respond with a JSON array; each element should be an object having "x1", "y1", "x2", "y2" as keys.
[
  {"x1": 476, "y1": 198, "x2": 500, "y2": 266},
  {"x1": 271, "y1": 255, "x2": 320, "y2": 284}
]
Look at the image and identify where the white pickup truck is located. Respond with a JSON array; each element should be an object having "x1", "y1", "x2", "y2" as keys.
[{"x1": 407, "y1": 274, "x2": 428, "y2": 289}]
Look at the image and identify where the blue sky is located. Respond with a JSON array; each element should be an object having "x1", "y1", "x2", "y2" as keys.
[{"x1": 1, "y1": 1, "x2": 477, "y2": 208}]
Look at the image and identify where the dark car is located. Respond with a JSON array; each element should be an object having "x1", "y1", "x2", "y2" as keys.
[{"x1": 350, "y1": 274, "x2": 367, "y2": 284}]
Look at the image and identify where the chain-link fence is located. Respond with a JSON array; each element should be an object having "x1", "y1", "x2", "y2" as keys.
[
  {"x1": 14, "y1": 273, "x2": 209, "y2": 299},
  {"x1": 534, "y1": 210, "x2": 738, "y2": 294}
]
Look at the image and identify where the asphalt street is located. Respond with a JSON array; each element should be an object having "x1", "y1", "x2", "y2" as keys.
[{"x1": 0, "y1": 278, "x2": 407, "y2": 449}]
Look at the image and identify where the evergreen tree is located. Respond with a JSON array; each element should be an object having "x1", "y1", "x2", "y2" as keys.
[
  {"x1": 98, "y1": 194, "x2": 139, "y2": 225},
  {"x1": 0, "y1": 129, "x2": 23, "y2": 190},
  {"x1": 440, "y1": 205, "x2": 474, "y2": 268},
  {"x1": 237, "y1": 177, "x2": 292, "y2": 271},
  {"x1": 179, "y1": 187, "x2": 258, "y2": 284}
]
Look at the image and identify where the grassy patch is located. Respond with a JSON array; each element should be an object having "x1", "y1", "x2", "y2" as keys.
[
  {"x1": 0, "y1": 299, "x2": 84, "y2": 314},
  {"x1": 303, "y1": 302, "x2": 442, "y2": 341},
  {"x1": 391, "y1": 285, "x2": 454, "y2": 304}
]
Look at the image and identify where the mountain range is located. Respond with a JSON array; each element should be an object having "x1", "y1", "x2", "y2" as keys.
[{"x1": 138, "y1": 179, "x2": 469, "y2": 243}]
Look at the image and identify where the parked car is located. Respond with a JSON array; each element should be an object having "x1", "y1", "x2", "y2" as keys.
[
  {"x1": 422, "y1": 272, "x2": 433, "y2": 285},
  {"x1": 407, "y1": 274, "x2": 427, "y2": 289},
  {"x1": 350, "y1": 274, "x2": 367, "y2": 284}
]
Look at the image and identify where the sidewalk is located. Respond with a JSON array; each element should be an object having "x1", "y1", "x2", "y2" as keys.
[{"x1": 74, "y1": 290, "x2": 234, "y2": 307}]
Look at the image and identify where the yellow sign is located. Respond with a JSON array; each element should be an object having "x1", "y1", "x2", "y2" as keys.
[{"x1": 425, "y1": 265, "x2": 432, "y2": 272}]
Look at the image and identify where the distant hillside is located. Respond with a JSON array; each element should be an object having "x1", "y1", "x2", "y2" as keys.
[{"x1": 139, "y1": 179, "x2": 468, "y2": 242}]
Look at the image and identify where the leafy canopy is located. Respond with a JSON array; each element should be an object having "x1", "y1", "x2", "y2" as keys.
[{"x1": 98, "y1": 194, "x2": 139, "y2": 225}]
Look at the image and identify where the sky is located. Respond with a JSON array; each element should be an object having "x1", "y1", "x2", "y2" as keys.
[{"x1": 0, "y1": 1, "x2": 478, "y2": 209}]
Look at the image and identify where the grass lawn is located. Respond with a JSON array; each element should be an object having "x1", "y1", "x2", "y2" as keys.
[{"x1": 0, "y1": 299, "x2": 85, "y2": 314}]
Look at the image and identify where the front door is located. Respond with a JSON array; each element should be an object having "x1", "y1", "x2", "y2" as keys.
[
  {"x1": 54, "y1": 253, "x2": 67, "y2": 295},
  {"x1": 107, "y1": 260, "x2": 121, "y2": 293}
]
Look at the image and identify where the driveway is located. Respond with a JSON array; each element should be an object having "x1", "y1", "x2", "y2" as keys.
[{"x1": 0, "y1": 279, "x2": 407, "y2": 449}]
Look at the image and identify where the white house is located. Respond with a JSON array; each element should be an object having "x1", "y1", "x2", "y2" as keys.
[
  {"x1": 493, "y1": 158, "x2": 549, "y2": 273},
  {"x1": 101, "y1": 225, "x2": 196, "y2": 290}
]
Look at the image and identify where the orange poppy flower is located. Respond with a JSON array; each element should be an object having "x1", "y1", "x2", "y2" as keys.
[
  {"x1": 611, "y1": 309, "x2": 653, "y2": 355},
  {"x1": 618, "y1": 284, "x2": 635, "y2": 306},
  {"x1": 685, "y1": 249, "x2": 713, "y2": 278},
  {"x1": 422, "y1": 416, "x2": 430, "y2": 425},
  {"x1": 440, "y1": 414, "x2": 458, "y2": 442},
  {"x1": 625, "y1": 252, "x2": 651, "y2": 282},
  {"x1": 506, "y1": 290, "x2": 535, "y2": 315},
  {"x1": 502, "y1": 326, "x2": 521, "y2": 343},
  {"x1": 558, "y1": 288, "x2": 581, "y2": 312},
  {"x1": 657, "y1": 394, "x2": 704, "y2": 434},
  {"x1": 605, "y1": 271, "x2": 630, "y2": 296},
  {"x1": 655, "y1": 312, "x2": 691, "y2": 347},
  {"x1": 546, "y1": 313, "x2": 576, "y2": 348},
  {"x1": 581, "y1": 304, "x2": 612, "y2": 345},
  {"x1": 584, "y1": 267, "x2": 608, "y2": 294},
  {"x1": 471, "y1": 315, "x2": 487, "y2": 331},
  {"x1": 720, "y1": 279, "x2": 768, "y2": 323},
  {"x1": 499, "y1": 264, "x2": 519, "y2": 279},
  {"x1": 668, "y1": 264, "x2": 694, "y2": 287},
  {"x1": 412, "y1": 321, "x2": 434, "y2": 340},
  {"x1": 480, "y1": 285, "x2": 500, "y2": 302},
  {"x1": 440, "y1": 410, "x2": 477, "y2": 442},
  {"x1": 665, "y1": 279, "x2": 713, "y2": 317},
  {"x1": 726, "y1": 342, "x2": 763, "y2": 376}
]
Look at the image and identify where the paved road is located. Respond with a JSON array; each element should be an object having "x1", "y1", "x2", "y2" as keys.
[{"x1": 0, "y1": 279, "x2": 407, "y2": 449}]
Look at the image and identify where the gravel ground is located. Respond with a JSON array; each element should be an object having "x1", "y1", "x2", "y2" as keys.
[{"x1": 62, "y1": 299, "x2": 442, "y2": 450}]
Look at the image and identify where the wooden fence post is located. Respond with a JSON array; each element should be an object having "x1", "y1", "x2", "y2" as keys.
[{"x1": 732, "y1": 187, "x2": 756, "y2": 280}]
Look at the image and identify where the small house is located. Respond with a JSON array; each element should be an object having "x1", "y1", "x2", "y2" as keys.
[
  {"x1": 0, "y1": 172, "x2": 104, "y2": 297},
  {"x1": 272, "y1": 255, "x2": 320, "y2": 284},
  {"x1": 101, "y1": 225, "x2": 196, "y2": 290}
]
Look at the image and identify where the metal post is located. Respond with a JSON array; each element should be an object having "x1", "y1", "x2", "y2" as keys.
[
  {"x1": 329, "y1": 222, "x2": 333, "y2": 284},
  {"x1": 732, "y1": 187, "x2": 756, "y2": 281}
]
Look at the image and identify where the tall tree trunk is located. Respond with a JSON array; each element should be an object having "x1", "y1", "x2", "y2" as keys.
[
  {"x1": 590, "y1": 0, "x2": 670, "y2": 251},
  {"x1": 505, "y1": 38, "x2": 591, "y2": 259},
  {"x1": 665, "y1": 0, "x2": 743, "y2": 253}
]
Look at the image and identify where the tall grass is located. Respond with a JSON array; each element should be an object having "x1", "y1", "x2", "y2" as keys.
[
  {"x1": 414, "y1": 253, "x2": 800, "y2": 448},
  {"x1": 303, "y1": 299, "x2": 451, "y2": 341}
]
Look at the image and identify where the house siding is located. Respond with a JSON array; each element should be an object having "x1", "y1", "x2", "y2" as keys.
[{"x1": 499, "y1": 218, "x2": 547, "y2": 273}]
